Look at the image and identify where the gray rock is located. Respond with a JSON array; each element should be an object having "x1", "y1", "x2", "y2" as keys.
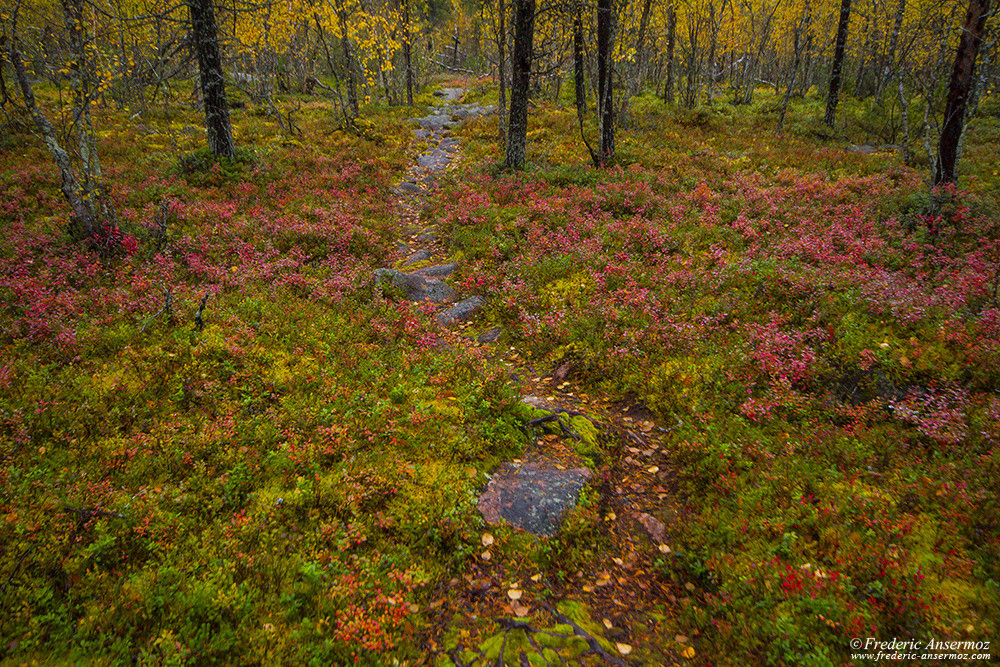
[
  {"x1": 373, "y1": 269, "x2": 457, "y2": 303},
  {"x1": 436, "y1": 296, "x2": 484, "y2": 327},
  {"x1": 401, "y1": 249, "x2": 432, "y2": 267},
  {"x1": 417, "y1": 153, "x2": 450, "y2": 170},
  {"x1": 477, "y1": 326, "x2": 502, "y2": 343},
  {"x1": 414, "y1": 262, "x2": 459, "y2": 277},
  {"x1": 478, "y1": 461, "x2": 592, "y2": 537},
  {"x1": 416, "y1": 232, "x2": 438, "y2": 244},
  {"x1": 416, "y1": 116, "x2": 448, "y2": 131},
  {"x1": 397, "y1": 181, "x2": 422, "y2": 194}
]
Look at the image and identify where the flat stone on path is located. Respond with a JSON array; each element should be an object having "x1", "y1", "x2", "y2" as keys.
[
  {"x1": 414, "y1": 262, "x2": 459, "y2": 277},
  {"x1": 478, "y1": 461, "x2": 592, "y2": 537},
  {"x1": 373, "y1": 268, "x2": 457, "y2": 303},
  {"x1": 436, "y1": 296, "x2": 483, "y2": 327},
  {"x1": 417, "y1": 153, "x2": 451, "y2": 171},
  {"x1": 477, "y1": 326, "x2": 502, "y2": 343},
  {"x1": 397, "y1": 181, "x2": 422, "y2": 194},
  {"x1": 400, "y1": 250, "x2": 432, "y2": 267}
]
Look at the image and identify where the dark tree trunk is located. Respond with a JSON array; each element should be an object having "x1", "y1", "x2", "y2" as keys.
[
  {"x1": 935, "y1": 0, "x2": 992, "y2": 185},
  {"x1": 402, "y1": 0, "x2": 413, "y2": 105},
  {"x1": 505, "y1": 0, "x2": 534, "y2": 170},
  {"x1": 824, "y1": 0, "x2": 852, "y2": 128},
  {"x1": 498, "y1": 0, "x2": 507, "y2": 142},
  {"x1": 596, "y1": 0, "x2": 615, "y2": 165},
  {"x1": 188, "y1": 0, "x2": 235, "y2": 158},
  {"x1": 574, "y1": 0, "x2": 586, "y2": 116},
  {"x1": 663, "y1": 5, "x2": 677, "y2": 103}
]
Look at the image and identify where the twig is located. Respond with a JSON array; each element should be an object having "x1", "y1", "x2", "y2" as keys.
[
  {"x1": 431, "y1": 59, "x2": 479, "y2": 75},
  {"x1": 194, "y1": 292, "x2": 209, "y2": 332},
  {"x1": 153, "y1": 199, "x2": 169, "y2": 252},
  {"x1": 139, "y1": 284, "x2": 173, "y2": 333},
  {"x1": 1, "y1": 545, "x2": 34, "y2": 598},
  {"x1": 64, "y1": 506, "x2": 125, "y2": 526},
  {"x1": 526, "y1": 414, "x2": 560, "y2": 428},
  {"x1": 540, "y1": 602, "x2": 630, "y2": 666}
]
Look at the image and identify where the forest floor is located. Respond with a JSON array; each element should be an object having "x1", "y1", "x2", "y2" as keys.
[{"x1": 1, "y1": 77, "x2": 999, "y2": 665}]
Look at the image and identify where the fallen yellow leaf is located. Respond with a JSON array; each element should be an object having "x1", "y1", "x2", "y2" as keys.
[
  {"x1": 682, "y1": 646, "x2": 696, "y2": 658},
  {"x1": 616, "y1": 643, "x2": 633, "y2": 655},
  {"x1": 481, "y1": 532, "x2": 494, "y2": 547},
  {"x1": 507, "y1": 589, "x2": 522, "y2": 601}
]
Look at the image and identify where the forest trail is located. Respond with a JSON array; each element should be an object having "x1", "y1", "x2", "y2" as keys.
[{"x1": 381, "y1": 85, "x2": 689, "y2": 665}]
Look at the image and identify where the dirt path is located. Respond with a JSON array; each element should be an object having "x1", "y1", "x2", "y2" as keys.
[{"x1": 386, "y1": 86, "x2": 689, "y2": 666}]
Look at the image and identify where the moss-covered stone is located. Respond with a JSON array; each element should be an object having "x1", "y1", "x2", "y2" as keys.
[{"x1": 513, "y1": 400, "x2": 604, "y2": 466}]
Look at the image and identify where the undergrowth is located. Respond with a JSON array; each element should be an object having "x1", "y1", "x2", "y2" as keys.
[{"x1": 1, "y1": 83, "x2": 998, "y2": 663}]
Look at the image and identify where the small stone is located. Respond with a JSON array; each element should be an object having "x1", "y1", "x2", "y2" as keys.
[
  {"x1": 636, "y1": 512, "x2": 667, "y2": 542},
  {"x1": 477, "y1": 326, "x2": 502, "y2": 343},
  {"x1": 436, "y1": 296, "x2": 484, "y2": 327}
]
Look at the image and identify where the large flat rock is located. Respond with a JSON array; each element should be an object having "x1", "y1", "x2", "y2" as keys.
[
  {"x1": 373, "y1": 268, "x2": 457, "y2": 303},
  {"x1": 478, "y1": 461, "x2": 591, "y2": 537}
]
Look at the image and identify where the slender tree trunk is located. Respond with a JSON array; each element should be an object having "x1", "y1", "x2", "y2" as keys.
[
  {"x1": 188, "y1": 0, "x2": 235, "y2": 157},
  {"x1": 684, "y1": 17, "x2": 701, "y2": 108},
  {"x1": 935, "y1": 0, "x2": 992, "y2": 185},
  {"x1": 505, "y1": 0, "x2": 534, "y2": 169},
  {"x1": 663, "y1": 4, "x2": 677, "y2": 103},
  {"x1": 11, "y1": 46, "x2": 98, "y2": 237},
  {"x1": 402, "y1": 0, "x2": 413, "y2": 105},
  {"x1": 333, "y1": 0, "x2": 358, "y2": 115},
  {"x1": 632, "y1": 0, "x2": 654, "y2": 94},
  {"x1": 779, "y1": 6, "x2": 810, "y2": 130},
  {"x1": 596, "y1": 0, "x2": 615, "y2": 165},
  {"x1": 706, "y1": 0, "x2": 717, "y2": 103},
  {"x1": 875, "y1": 0, "x2": 906, "y2": 99},
  {"x1": 574, "y1": 0, "x2": 586, "y2": 116},
  {"x1": 497, "y1": 0, "x2": 508, "y2": 142},
  {"x1": 824, "y1": 0, "x2": 852, "y2": 128},
  {"x1": 897, "y1": 75, "x2": 911, "y2": 163},
  {"x1": 799, "y1": 32, "x2": 814, "y2": 95}
]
